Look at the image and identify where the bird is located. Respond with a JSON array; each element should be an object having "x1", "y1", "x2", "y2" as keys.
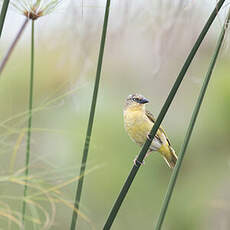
[{"x1": 123, "y1": 93, "x2": 177, "y2": 168}]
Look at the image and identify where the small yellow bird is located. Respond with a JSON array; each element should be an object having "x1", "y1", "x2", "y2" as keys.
[{"x1": 123, "y1": 94, "x2": 177, "y2": 168}]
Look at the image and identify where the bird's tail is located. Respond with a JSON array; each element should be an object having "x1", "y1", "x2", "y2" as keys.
[{"x1": 159, "y1": 145, "x2": 178, "y2": 169}]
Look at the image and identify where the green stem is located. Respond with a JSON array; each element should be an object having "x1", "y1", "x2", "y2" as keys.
[
  {"x1": 154, "y1": 8, "x2": 230, "y2": 230},
  {"x1": 70, "y1": 0, "x2": 111, "y2": 229},
  {"x1": 22, "y1": 20, "x2": 35, "y2": 224},
  {"x1": 103, "y1": 0, "x2": 226, "y2": 229},
  {"x1": 0, "y1": 18, "x2": 29, "y2": 75},
  {"x1": 0, "y1": 0, "x2": 10, "y2": 38}
]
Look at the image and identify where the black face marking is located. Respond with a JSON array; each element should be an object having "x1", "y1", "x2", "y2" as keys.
[
  {"x1": 126, "y1": 94, "x2": 149, "y2": 104},
  {"x1": 132, "y1": 95, "x2": 148, "y2": 104}
]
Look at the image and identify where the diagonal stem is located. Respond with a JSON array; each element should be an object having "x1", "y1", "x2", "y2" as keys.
[
  {"x1": 154, "y1": 8, "x2": 230, "y2": 230},
  {"x1": 22, "y1": 19, "x2": 35, "y2": 225},
  {"x1": 0, "y1": 0, "x2": 10, "y2": 38},
  {"x1": 70, "y1": 0, "x2": 111, "y2": 229},
  {"x1": 0, "y1": 18, "x2": 29, "y2": 75},
  {"x1": 102, "y1": 0, "x2": 226, "y2": 229}
]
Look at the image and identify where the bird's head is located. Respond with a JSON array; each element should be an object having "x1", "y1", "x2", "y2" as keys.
[{"x1": 125, "y1": 94, "x2": 149, "y2": 110}]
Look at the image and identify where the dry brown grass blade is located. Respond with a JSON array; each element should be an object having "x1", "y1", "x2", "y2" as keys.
[
  {"x1": 9, "y1": 129, "x2": 26, "y2": 173},
  {"x1": 0, "y1": 201, "x2": 13, "y2": 229},
  {"x1": 0, "y1": 210, "x2": 23, "y2": 228}
]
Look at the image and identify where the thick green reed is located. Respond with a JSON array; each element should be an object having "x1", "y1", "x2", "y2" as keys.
[
  {"x1": 0, "y1": 0, "x2": 10, "y2": 37},
  {"x1": 155, "y1": 7, "x2": 230, "y2": 230},
  {"x1": 70, "y1": 0, "x2": 111, "y2": 229},
  {"x1": 103, "y1": 1, "x2": 226, "y2": 229}
]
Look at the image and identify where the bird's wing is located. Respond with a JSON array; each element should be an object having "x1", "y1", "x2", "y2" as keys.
[{"x1": 145, "y1": 110, "x2": 171, "y2": 146}]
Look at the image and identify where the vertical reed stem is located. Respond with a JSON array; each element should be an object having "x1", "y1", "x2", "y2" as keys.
[
  {"x1": 22, "y1": 19, "x2": 34, "y2": 224},
  {"x1": 0, "y1": 0, "x2": 10, "y2": 37},
  {"x1": 103, "y1": 0, "x2": 226, "y2": 229},
  {"x1": 70, "y1": 0, "x2": 111, "y2": 229},
  {"x1": 0, "y1": 18, "x2": 29, "y2": 75},
  {"x1": 154, "y1": 8, "x2": 230, "y2": 230}
]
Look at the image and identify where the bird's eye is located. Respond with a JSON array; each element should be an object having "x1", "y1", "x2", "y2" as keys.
[{"x1": 133, "y1": 98, "x2": 137, "y2": 101}]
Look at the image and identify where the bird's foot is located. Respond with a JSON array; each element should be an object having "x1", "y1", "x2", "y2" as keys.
[
  {"x1": 147, "y1": 133, "x2": 154, "y2": 141},
  {"x1": 133, "y1": 155, "x2": 145, "y2": 166}
]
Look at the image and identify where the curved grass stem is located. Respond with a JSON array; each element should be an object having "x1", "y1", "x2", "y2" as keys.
[
  {"x1": 102, "y1": 0, "x2": 226, "y2": 229},
  {"x1": 154, "y1": 8, "x2": 230, "y2": 230},
  {"x1": 22, "y1": 19, "x2": 35, "y2": 225},
  {"x1": 0, "y1": 18, "x2": 29, "y2": 75},
  {"x1": 70, "y1": 0, "x2": 111, "y2": 229},
  {"x1": 0, "y1": 0, "x2": 10, "y2": 38}
]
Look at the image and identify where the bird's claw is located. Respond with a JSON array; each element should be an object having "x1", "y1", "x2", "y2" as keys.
[
  {"x1": 147, "y1": 133, "x2": 153, "y2": 141},
  {"x1": 133, "y1": 156, "x2": 145, "y2": 166}
]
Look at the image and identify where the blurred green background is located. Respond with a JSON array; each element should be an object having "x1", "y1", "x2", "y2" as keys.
[{"x1": 0, "y1": 0, "x2": 230, "y2": 229}]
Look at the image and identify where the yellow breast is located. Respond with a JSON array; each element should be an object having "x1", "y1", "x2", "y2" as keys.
[{"x1": 124, "y1": 107, "x2": 152, "y2": 145}]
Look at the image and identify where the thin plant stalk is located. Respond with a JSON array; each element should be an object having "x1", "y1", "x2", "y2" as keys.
[
  {"x1": 0, "y1": 0, "x2": 10, "y2": 37},
  {"x1": 103, "y1": 0, "x2": 226, "y2": 229},
  {"x1": 22, "y1": 19, "x2": 35, "y2": 224},
  {"x1": 0, "y1": 18, "x2": 29, "y2": 75},
  {"x1": 154, "y1": 8, "x2": 230, "y2": 230},
  {"x1": 70, "y1": 0, "x2": 111, "y2": 229}
]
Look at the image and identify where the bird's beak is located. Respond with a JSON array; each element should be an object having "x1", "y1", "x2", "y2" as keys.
[{"x1": 139, "y1": 98, "x2": 149, "y2": 104}]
